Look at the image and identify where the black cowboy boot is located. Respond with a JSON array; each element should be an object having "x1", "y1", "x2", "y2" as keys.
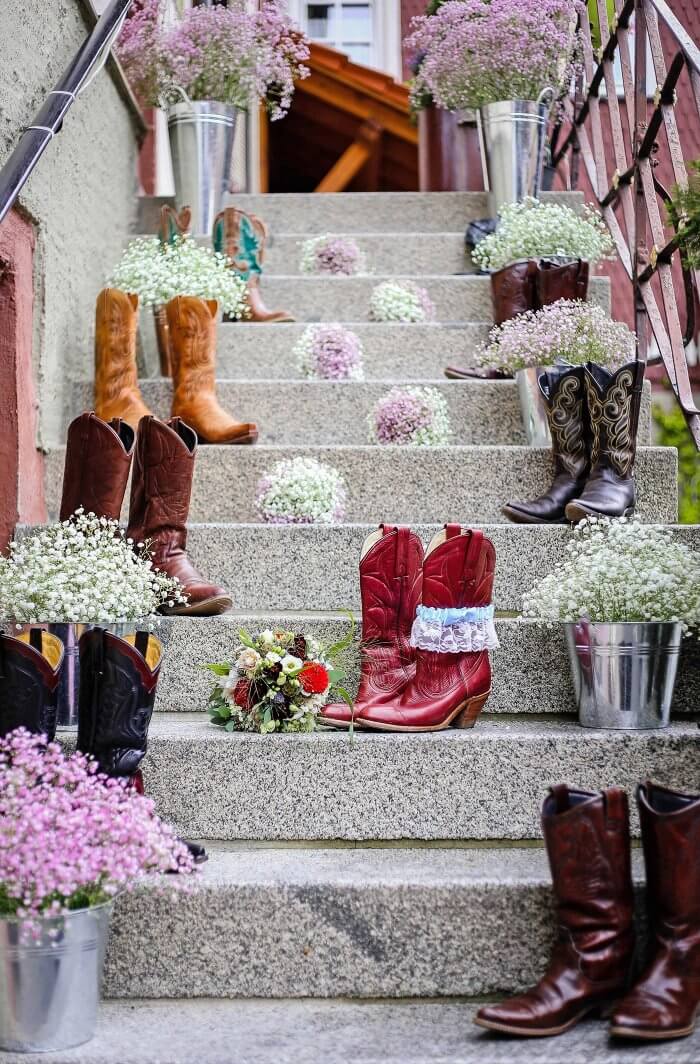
[
  {"x1": 0, "y1": 631, "x2": 64, "y2": 740},
  {"x1": 502, "y1": 364, "x2": 590, "y2": 524},
  {"x1": 565, "y1": 360, "x2": 645, "y2": 522},
  {"x1": 77, "y1": 627, "x2": 208, "y2": 864}
]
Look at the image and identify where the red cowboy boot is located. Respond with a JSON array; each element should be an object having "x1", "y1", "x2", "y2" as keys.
[
  {"x1": 60, "y1": 412, "x2": 135, "y2": 521},
  {"x1": 321, "y1": 525, "x2": 423, "y2": 728},
  {"x1": 610, "y1": 782, "x2": 700, "y2": 1041},
  {"x1": 476, "y1": 786, "x2": 635, "y2": 1037},
  {"x1": 360, "y1": 525, "x2": 497, "y2": 732}
]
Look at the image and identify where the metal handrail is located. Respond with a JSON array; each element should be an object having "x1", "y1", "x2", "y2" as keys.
[
  {"x1": 552, "y1": 0, "x2": 700, "y2": 447},
  {"x1": 0, "y1": 0, "x2": 133, "y2": 227}
]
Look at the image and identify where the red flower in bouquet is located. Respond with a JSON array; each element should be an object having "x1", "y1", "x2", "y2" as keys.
[
  {"x1": 233, "y1": 678, "x2": 252, "y2": 708},
  {"x1": 298, "y1": 661, "x2": 330, "y2": 695}
]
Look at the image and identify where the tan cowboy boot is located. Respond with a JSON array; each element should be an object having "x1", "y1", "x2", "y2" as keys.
[
  {"x1": 94, "y1": 288, "x2": 152, "y2": 432},
  {"x1": 212, "y1": 207, "x2": 295, "y2": 323},
  {"x1": 166, "y1": 295, "x2": 258, "y2": 444}
]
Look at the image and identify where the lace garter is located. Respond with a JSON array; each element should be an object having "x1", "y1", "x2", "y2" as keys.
[{"x1": 410, "y1": 605, "x2": 499, "y2": 653}]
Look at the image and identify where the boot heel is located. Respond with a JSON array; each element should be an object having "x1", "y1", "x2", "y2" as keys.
[{"x1": 454, "y1": 690, "x2": 491, "y2": 729}]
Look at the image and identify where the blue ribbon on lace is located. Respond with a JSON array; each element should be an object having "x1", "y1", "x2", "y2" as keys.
[{"x1": 416, "y1": 605, "x2": 495, "y2": 625}]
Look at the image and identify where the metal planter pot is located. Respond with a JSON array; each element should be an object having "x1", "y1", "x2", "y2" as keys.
[
  {"x1": 167, "y1": 100, "x2": 237, "y2": 236},
  {"x1": 479, "y1": 98, "x2": 551, "y2": 212},
  {"x1": 515, "y1": 366, "x2": 551, "y2": 447},
  {"x1": 0, "y1": 903, "x2": 112, "y2": 1053},
  {"x1": 565, "y1": 620, "x2": 683, "y2": 730}
]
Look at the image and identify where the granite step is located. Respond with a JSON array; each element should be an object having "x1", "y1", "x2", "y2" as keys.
[
  {"x1": 44, "y1": 445, "x2": 679, "y2": 525},
  {"x1": 137, "y1": 190, "x2": 584, "y2": 235},
  {"x1": 71, "y1": 379, "x2": 653, "y2": 449},
  {"x1": 137, "y1": 717, "x2": 700, "y2": 842},
  {"x1": 7, "y1": 997, "x2": 696, "y2": 1064}
]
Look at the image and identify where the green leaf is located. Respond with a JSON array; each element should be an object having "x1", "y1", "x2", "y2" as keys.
[
  {"x1": 203, "y1": 662, "x2": 232, "y2": 676},
  {"x1": 327, "y1": 668, "x2": 344, "y2": 685},
  {"x1": 224, "y1": 721, "x2": 237, "y2": 732},
  {"x1": 238, "y1": 628, "x2": 256, "y2": 650},
  {"x1": 325, "y1": 609, "x2": 357, "y2": 660}
]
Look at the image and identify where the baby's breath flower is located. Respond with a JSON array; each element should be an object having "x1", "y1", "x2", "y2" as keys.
[
  {"x1": 368, "y1": 386, "x2": 451, "y2": 446},
  {"x1": 299, "y1": 235, "x2": 367, "y2": 276},
  {"x1": 256, "y1": 458, "x2": 347, "y2": 525},
  {"x1": 472, "y1": 199, "x2": 614, "y2": 272},
  {"x1": 294, "y1": 324, "x2": 365, "y2": 381},
  {"x1": 369, "y1": 280, "x2": 435, "y2": 323}
]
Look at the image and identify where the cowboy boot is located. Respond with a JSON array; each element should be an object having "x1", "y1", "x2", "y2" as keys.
[
  {"x1": 127, "y1": 415, "x2": 233, "y2": 616},
  {"x1": 536, "y1": 258, "x2": 589, "y2": 308},
  {"x1": 154, "y1": 205, "x2": 193, "y2": 378},
  {"x1": 610, "y1": 782, "x2": 700, "y2": 1041},
  {"x1": 475, "y1": 786, "x2": 635, "y2": 1037},
  {"x1": 166, "y1": 295, "x2": 258, "y2": 445},
  {"x1": 60, "y1": 412, "x2": 134, "y2": 521},
  {"x1": 94, "y1": 288, "x2": 152, "y2": 432},
  {"x1": 213, "y1": 207, "x2": 295, "y2": 323},
  {"x1": 502, "y1": 364, "x2": 590, "y2": 524},
  {"x1": 360, "y1": 525, "x2": 497, "y2": 732},
  {"x1": 320, "y1": 526, "x2": 424, "y2": 729},
  {"x1": 0, "y1": 631, "x2": 64, "y2": 740},
  {"x1": 565, "y1": 360, "x2": 645, "y2": 522},
  {"x1": 444, "y1": 261, "x2": 536, "y2": 379}
]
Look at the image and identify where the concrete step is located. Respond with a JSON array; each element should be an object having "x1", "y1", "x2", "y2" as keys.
[
  {"x1": 44, "y1": 445, "x2": 678, "y2": 525},
  {"x1": 72, "y1": 380, "x2": 653, "y2": 449},
  {"x1": 138, "y1": 717, "x2": 700, "y2": 842},
  {"x1": 254, "y1": 231, "x2": 469, "y2": 276},
  {"x1": 137, "y1": 190, "x2": 584, "y2": 235},
  {"x1": 149, "y1": 613, "x2": 700, "y2": 720},
  {"x1": 253, "y1": 274, "x2": 610, "y2": 324},
  {"x1": 10, "y1": 997, "x2": 696, "y2": 1064}
]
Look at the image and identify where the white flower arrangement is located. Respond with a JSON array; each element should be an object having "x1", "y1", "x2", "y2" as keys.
[
  {"x1": 368, "y1": 386, "x2": 451, "y2": 446},
  {"x1": 472, "y1": 199, "x2": 614, "y2": 272},
  {"x1": 0, "y1": 511, "x2": 187, "y2": 623},
  {"x1": 523, "y1": 517, "x2": 700, "y2": 633},
  {"x1": 256, "y1": 457, "x2": 347, "y2": 525},
  {"x1": 108, "y1": 236, "x2": 249, "y2": 319},
  {"x1": 293, "y1": 324, "x2": 365, "y2": 381},
  {"x1": 299, "y1": 234, "x2": 367, "y2": 276},
  {"x1": 369, "y1": 280, "x2": 436, "y2": 323}
]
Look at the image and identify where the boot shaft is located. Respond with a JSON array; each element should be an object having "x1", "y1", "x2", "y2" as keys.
[
  {"x1": 77, "y1": 628, "x2": 162, "y2": 778},
  {"x1": 166, "y1": 295, "x2": 219, "y2": 400},
  {"x1": 538, "y1": 364, "x2": 590, "y2": 483},
  {"x1": 536, "y1": 259, "x2": 589, "y2": 307},
  {"x1": 490, "y1": 260, "x2": 537, "y2": 325},
  {"x1": 212, "y1": 206, "x2": 266, "y2": 279},
  {"x1": 358, "y1": 525, "x2": 423, "y2": 651},
  {"x1": 0, "y1": 631, "x2": 64, "y2": 741},
  {"x1": 585, "y1": 360, "x2": 644, "y2": 476},
  {"x1": 639, "y1": 782, "x2": 700, "y2": 928},
  {"x1": 60, "y1": 412, "x2": 134, "y2": 522},
  {"x1": 94, "y1": 288, "x2": 140, "y2": 395}
]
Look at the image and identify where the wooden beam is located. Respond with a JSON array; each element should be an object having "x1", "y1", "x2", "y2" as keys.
[{"x1": 315, "y1": 120, "x2": 383, "y2": 193}]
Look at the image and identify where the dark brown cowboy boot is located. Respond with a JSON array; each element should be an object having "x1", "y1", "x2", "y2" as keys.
[
  {"x1": 502, "y1": 364, "x2": 590, "y2": 524},
  {"x1": 565, "y1": 360, "x2": 645, "y2": 522},
  {"x1": 0, "y1": 631, "x2": 64, "y2": 740},
  {"x1": 475, "y1": 786, "x2": 635, "y2": 1038},
  {"x1": 127, "y1": 416, "x2": 233, "y2": 616},
  {"x1": 611, "y1": 782, "x2": 700, "y2": 1042},
  {"x1": 536, "y1": 259, "x2": 590, "y2": 308},
  {"x1": 60, "y1": 412, "x2": 135, "y2": 521}
]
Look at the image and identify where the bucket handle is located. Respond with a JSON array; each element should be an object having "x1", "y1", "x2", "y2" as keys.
[
  {"x1": 537, "y1": 86, "x2": 556, "y2": 112},
  {"x1": 160, "y1": 84, "x2": 192, "y2": 109}
]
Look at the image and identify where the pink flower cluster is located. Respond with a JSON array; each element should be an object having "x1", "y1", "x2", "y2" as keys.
[
  {"x1": 406, "y1": 0, "x2": 578, "y2": 110},
  {"x1": 296, "y1": 324, "x2": 365, "y2": 380},
  {"x1": 369, "y1": 386, "x2": 451, "y2": 447},
  {"x1": 0, "y1": 730, "x2": 194, "y2": 928},
  {"x1": 301, "y1": 236, "x2": 365, "y2": 276}
]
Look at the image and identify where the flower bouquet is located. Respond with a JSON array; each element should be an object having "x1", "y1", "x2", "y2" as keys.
[
  {"x1": 368, "y1": 386, "x2": 451, "y2": 446},
  {"x1": 0, "y1": 729, "x2": 193, "y2": 1051},
  {"x1": 369, "y1": 280, "x2": 436, "y2": 323},
  {"x1": 256, "y1": 457, "x2": 347, "y2": 525},
  {"x1": 206, "y1": 624, "x2": 353, "y2": 733},
  {"x1": 294, "y1": 324, "x2": 365, "y2": 381},
  {"x1": 472, "y1": 199, "x2": 614, "y2": 272},
  {"x1": 299, "y1": 235, "x2": 367, "y2": 276}
]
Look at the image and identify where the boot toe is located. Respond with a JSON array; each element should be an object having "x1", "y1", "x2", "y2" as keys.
[
  {"x1": 165, "y1": 582, "x2": 233, "y2": 616},
  {"x1": 474, "y1": 1000, "x2": 541, "y2": 1033},
  {"x1": 320, "y1": 703, "x2": 363, "y2": 728}
]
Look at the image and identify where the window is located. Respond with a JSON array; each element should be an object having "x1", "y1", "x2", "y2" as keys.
[{"x1": 304, "y1": 2, "x2": 374, "y2": 67}]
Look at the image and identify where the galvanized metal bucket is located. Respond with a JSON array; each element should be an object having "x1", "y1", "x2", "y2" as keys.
[
  {"x1": 478, "y1": 96, "x2": 552, "y2": 213},
  {"x1": 167, "y1": 99, "x2": 237, "y2": 235},
  {"x1": 565, "y1": 620, "x2": 683, "y2": 730},
  {"x1": 0, "y1": 903, "x2": 112, "y2": 1053},
  {"x1": 515, "y1": 366, "x2": 552, "y2": 447}
]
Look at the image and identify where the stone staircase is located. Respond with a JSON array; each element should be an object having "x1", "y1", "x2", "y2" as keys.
[{"x1": 38, "y1": 191, "x2": 700, "y2": 1062}]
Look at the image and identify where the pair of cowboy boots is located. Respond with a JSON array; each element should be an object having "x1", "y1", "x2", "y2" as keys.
[
  {"x1": 0, "y1": 627, "x2": 207, "y2": 866},
  {"x1": 445, "y1": 258, "x2": 589, "y2": 379},
  {"x1": 476, "y1": 782, "x2": 700, "y2": 1042},
  {"x1": 503, "y1": 359, "x2": 645, "y2": 524},
  {"x1": 321, "y1": 524, "x2": 498, "y2": 732},
  {"x1": 213, "y1": 206, "x2": 294, "y2": 324},
  {"x1": 61, "y1": 411, "x2": 232, "y2": 616},
  {"x1": 94, "y1": 287, "x2": 257, "y2": 444}
]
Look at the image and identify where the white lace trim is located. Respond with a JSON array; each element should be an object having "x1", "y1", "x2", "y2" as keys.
[{"x1": 410, "y1": 616, "x2": 500, "y2": 653}]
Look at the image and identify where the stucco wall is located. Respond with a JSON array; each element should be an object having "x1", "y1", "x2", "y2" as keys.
[{"x1": 0, "y1": 0, "x2": 140, "y2": 447}]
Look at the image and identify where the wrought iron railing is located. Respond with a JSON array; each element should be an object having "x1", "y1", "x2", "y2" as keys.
[
  {"x1": 0, "y1": 0, "x2": 133, "y2": 227},
  {"x1": 551, "y1": 0, "x2": 700, "y2": 447}
]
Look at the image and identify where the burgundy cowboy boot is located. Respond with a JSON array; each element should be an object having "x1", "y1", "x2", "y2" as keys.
[
  {"x1": 0, "y1": 631, "x2": 64, "y2": 740},
  {"x1": 60, "y1": 412, "x2": 135, "y2": 521},
  {"x1": 476, "y1": 786, "x2": 635, "y2": 1037},
  {"x1": 502, "y1": 364, "x2": 590, "y2": 524},
  {"x1": 565, "y1": 359, "x2": 645, "y2": 522},
  {"x1": 360, "y1": 525, "x2": 497, "y2": 732},
  {"x1": 320, "y1": 525, "x2": 423, "y2": 729},
  {"x1": 610, "y1": 782, "x2": 700, "y2": 1041},
  {"x1": 445, "y1": 261, "x2": 536, "y2": 379},
  {"x1": 127, "y1": 416, "x2": 232, "y2": 616},
  {"x1": 536, "y1": 259, "x2": 590, "y2": 308}
]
